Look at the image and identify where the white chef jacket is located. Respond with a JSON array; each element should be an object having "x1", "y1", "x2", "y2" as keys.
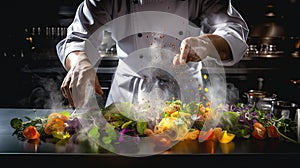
[{"x1": 56, "y1": 0, "x2": 249, "y2": 107}]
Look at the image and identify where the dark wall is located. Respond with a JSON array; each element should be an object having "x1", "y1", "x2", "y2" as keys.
[
  {"x1": 1, "y1": 0, "x2": 300, "y2": 38},
  {"x1": 233, "y1": 0, "x2": 300, "y2": 37}
]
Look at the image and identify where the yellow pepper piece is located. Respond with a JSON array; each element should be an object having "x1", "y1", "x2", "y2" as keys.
[{"x1": 218, "y1": 130, "x2": 235, "y2": 144}]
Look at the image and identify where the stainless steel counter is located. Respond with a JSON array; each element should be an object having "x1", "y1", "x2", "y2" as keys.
[{"x1": 1, "y1": 108, "x2": 300, "y2": 167}]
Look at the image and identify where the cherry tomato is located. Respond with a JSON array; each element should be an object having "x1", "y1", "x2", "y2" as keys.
[
  {"x1": 23, "y1": 126, "x2": 40, "y2": 140},
  {"x1": 251, "y1": 122, "x2": 266, "y2": 140}
]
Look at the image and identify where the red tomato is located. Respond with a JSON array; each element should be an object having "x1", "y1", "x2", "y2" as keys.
[
  {"x1": 267, "y1": 125, "x2": 279, "y2": 138},
  {"x1": 198, "y1": 128, "x2": 214, "y2": 142},
  {"x1": 251, "y1": 122, "x2": 266, "y2": 140},
  {"x1": 23, "y1": 126, "x2": 40, "y2": 140}
]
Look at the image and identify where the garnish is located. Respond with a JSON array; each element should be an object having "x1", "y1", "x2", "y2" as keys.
[{"x1": 9, "y1": 100, "x2": 299, "y2": 153}]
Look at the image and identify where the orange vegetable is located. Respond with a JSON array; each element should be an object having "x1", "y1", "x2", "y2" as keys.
[
  {"x1": 23, "y1": 126, "x2": 40, "y2": 140},
  {"x1": 48, "y1": 112, "x2": 68, "y2": 122},
  {"x1": 44, "y1": 118, "x2": 65, "y2": 135},
  {"x1": 213, "y1": 127, "x2": 223, "y2": 141},
  {"x1": 251, "y1": 122, "x2": 266, "y2": 140},
  {"x1": 181, "y1": 129, "x2": 200, "y2": 141},
  {"x1": 267, "y1": 125, "x2": 279, "y2": 138},
  {"x1": 212, "y1": 127, "x2": 235, "y2": 143}
]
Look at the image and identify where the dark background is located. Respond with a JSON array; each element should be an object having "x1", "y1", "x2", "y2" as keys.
[{"x1": 0, "y1": 0, "x2": 300, "y2": 109}]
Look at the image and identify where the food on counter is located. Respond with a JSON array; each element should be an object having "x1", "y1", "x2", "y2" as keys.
[
  {"x1": 267, "y1": 125, "x2": 280, "y2": 138},
  {"x1": 47, "y1": 112, "x2": 69, "y2": 122},
  {"x1": 251, "y1": 122, "x2": 267, "y2": 140},
  {"x1": 198, "y1": 128, "x2": 214, "y2": 142},
  {"x1": 218, "y1": 130, "x2": 236, "y2": 144},
  {"x1": 9, "y1": 99, "x2": 299, "y2": 153},
  {"x1": 22, "y1": 125, "x2": 40, "y2": 140},
  {"x1": 44, "y1": 117, "x2": 66, "y2": 135},
  {"x1": 181, "y1": 129, "x2": 200, "y2": 141}
]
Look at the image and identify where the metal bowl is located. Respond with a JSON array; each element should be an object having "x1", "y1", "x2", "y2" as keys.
[{"x1": 273, "y1": 100, "x2": 299, "y2": 120}]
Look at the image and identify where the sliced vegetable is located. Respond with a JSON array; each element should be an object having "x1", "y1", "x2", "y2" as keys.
[
  {"x1": 251, "y1": 122, "x2": 266, "y2": 140},
  {"x1": 212, "y1": 127, "x2": 235, "y2": 143},
  {"x1": 213, "y1": 127, "x2": 223, "y2": 141},
  {"x1": 218, "y1": 130, "x2": 235, "y2": 144},
  {"x1": 23, "y1": 126, "x2": 40, "y2": 140},
  {"x1": 48, "y1": 112, "x2": 69, "y2": 122},
  {"x1": 198, "y1": 128, "x2": 214, "y2": 142},
  {"x1": 267, "y1": 125, "x2": 279, "y2": 138},
  {"x1": 44, "y1": 118, "x2": 65, "y2": 135},
  {"x1": 181, "y1": 129, "x2": 200, "y2": 141}
]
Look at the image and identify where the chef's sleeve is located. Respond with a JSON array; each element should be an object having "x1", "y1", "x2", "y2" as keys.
[
  {"x1": 56, "y1": 0, "x2": 113, "y2": 70},
  {"x1": 200, "y1": 0, "x2": 249, "y2": 66}
]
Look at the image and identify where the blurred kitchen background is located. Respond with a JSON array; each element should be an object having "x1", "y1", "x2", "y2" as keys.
[{"x1": 0, "y1": 0, "x2": 299, "y2": 109}]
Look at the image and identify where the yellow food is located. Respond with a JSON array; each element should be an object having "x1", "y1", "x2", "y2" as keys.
[
  {"x1": 170, "y1": 111, "x2": 191, "y2": 118},
  {"x1": 154, "y1": 117, "x2": 190, "y2": 141},
  {"x1": 218, "y1": 130, "x2": 235, "y2": 144},
  {"x1": 213, "y1": 127, "x2": 223, "y2": 141},
  {"x1": 181, "y1": 129, "x2": 200, "y2": 141}
]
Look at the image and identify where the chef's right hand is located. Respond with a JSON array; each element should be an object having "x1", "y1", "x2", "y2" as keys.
[
  {"x1": 61, "y1": 51, "x2": 104, "y2": 109},
  {"x1": 173, "y1": 34, "x2": 231, "y2": 65},
  {"x1": 173, "y1": 35, "x2": 211, "y2": 65}
]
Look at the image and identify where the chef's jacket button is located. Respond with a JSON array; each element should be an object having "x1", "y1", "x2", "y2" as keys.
[
  {"x1": 178, "y1": 31, "x2": 184, "y2": 35},
  {"x1": 137, "y1": 33, "x2": 143, "y2": 38}
]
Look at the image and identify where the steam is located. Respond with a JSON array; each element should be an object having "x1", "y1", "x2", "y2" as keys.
[{"x1": 28, "y1": 73, "x2": 65, "y2": 109}]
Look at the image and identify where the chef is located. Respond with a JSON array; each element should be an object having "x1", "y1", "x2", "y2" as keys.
[{"x1": 56, "y1": 0, "x2": 249, "y2": 109}]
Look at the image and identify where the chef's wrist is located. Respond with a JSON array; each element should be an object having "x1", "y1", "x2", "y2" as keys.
[
  {"x1": 199, "y1": 34, "x2": 233, "y2": 61},
  {"x1": 65, "y1": 51, "x2": 89, "y2": 71}
]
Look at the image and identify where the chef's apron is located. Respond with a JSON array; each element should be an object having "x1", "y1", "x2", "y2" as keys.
[{"x1": 104, "y1": 1, "x2": 203, "y2": 113}]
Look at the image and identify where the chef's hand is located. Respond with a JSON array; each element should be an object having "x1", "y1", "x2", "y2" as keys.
[
  {"x1": 173, "y1": 34, "x2": 232, "y2": 65},
  {"x1": 61, "y1": 51, "x2": 104, "y2": 109}
]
